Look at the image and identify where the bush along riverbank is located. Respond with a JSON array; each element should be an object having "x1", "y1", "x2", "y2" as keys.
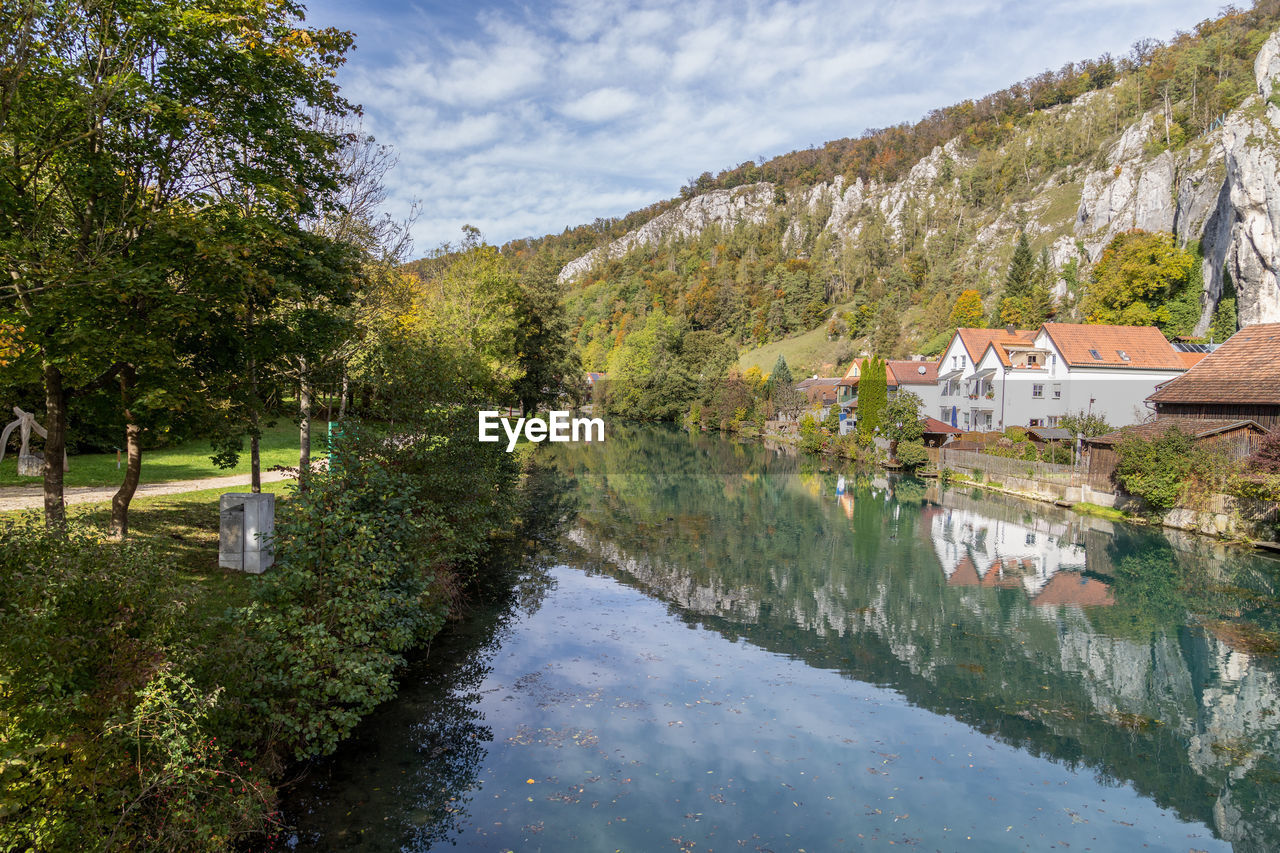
[{"x1": 0, "y1": 412, "x2": 525, "y2": 851}]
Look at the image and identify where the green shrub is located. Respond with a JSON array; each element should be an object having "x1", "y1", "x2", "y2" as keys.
[
  {"x1": 1115, "y1": 426, "x2": 1226, "y2": 514},
  {"x1": 0, "y1": 520, "x2": 266, "y2": 851},
  {"x1": 798, "y1": 413, "x2": 826, "y2": 454},
  {"x1": 895, "y1": 440, "x2": 929, "y2": 470},
  {"x1": 230, "y1": 418, "x2": 518, "y2": 764}
]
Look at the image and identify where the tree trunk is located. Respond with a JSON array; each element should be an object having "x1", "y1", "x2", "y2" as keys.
[
  {"x1": 338, "y1": 371, "x2": 348, "y2": 420},
  {"x1": 249, "y1": 345, "x2": 261, "y2": 494},
  {"x1": 250, "y1": 430, "x2": 261, "y2": 493},
  {"x1": 298, "y1": 357, "x2": 311, "y2": 492},
  {"x1": 42, "y1": 362, "x2": 67, "y2": 531},
  {"x1": 110, "y1": 365, "x2": 141, "y2": 539}
]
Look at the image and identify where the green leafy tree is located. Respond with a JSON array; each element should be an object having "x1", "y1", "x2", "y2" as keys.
[
  {"x1": 1084, "y1": 230, "x2": 1195, "y2": 328},
  {"x1": 0, "y1": 0, "x2": 354, "y2": 529},
  {"x1": 883, "y1": 391, "x2": 925, "y2": 444},
  {"x1": 1059, "y1": 410, "x2": 1113, "y2": 438},
  {"x1": 513, "y1": 253, "x2": 582, "y2": 415}
]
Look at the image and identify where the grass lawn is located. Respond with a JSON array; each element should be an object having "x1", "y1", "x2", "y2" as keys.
[
  {"x1": 738, "y1": 319, "x2": 851, "y2": 378},
  {"x1": 0, "y1": 422, "x2": 306, "y2": 488},
  {"x1": 4, "y1": 479, "x2": 296, "y2": 621}
]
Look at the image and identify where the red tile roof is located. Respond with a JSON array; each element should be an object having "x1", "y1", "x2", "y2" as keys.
[
  {"x1": 948, "y1": 555, "x2": 981, "y2": 587},
  {"x1": 1148, "y1": 323, "x2": 1280, "y2": 405},
  {"x1": 922, "y1": 416, "x2": 962, "y2": 435},
  {"x1": 887, "y1": 360, "x2": 939, "y2": 385},
  {"x1": 954, "y1": 328, "x2": 1036, "y2": 364},
  {"x1": 1177, "y1": 351, "x2": 1207, "y2": 369},
  {"x1": 1040, "y1": 322, "x2": 1182, "y2": 370}
]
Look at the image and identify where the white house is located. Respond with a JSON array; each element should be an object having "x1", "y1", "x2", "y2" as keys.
[{"x1": 938, "y1": 324, "x2": 1197, "y2": 431}]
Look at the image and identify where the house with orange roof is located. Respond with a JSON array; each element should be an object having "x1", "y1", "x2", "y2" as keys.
[
  {"x1": 1147, "y1": 323, "x2": 1280, "y2": 429},
  {"x1": 938, "y1": 323, "x2": 1193, "y2": 431},
  {"x1": 840, "y1": 356, "x2": 943, "y2": 427}
]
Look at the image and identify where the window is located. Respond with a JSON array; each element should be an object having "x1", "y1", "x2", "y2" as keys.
[
  {"x1": 1027, "y1": 354, "x2": 1039, "y2": 366},
  {"x1": 1089, "y1": 348, "x2": 1102, "y2": 360},
  {"x1": 1048, "y1": 415, "x2": 1060, "y2": 427},
  {"x1": 1029, "y1": 418, "x2": 1044, "y2": 427},
  {"x1": 1052, "y1": 383, "x2": 1061, "y2": 399},
  {"x1": 1032, "y1": 384, "x2": 1044, "y2": 398},
  {"x1": 1025, "y1": 532, "x2": 1037, "y2": 545},
  {"x1": 963, "y1": 412, "x2": 971, "y2": 429},
  {"x1": 983, "y1": 413, "x2": 993, "y2": 428},
  {"x1": 960, "y1": 355, "x2": 966, "y2": 368},
  {"x1": 1117, "y1": 350, "x2": 1130, "y2": 361}
]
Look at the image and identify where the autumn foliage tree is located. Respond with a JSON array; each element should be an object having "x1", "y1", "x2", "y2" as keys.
[{"x1": 1084, "y1": 230, "x2": 1195, "y2": 329}]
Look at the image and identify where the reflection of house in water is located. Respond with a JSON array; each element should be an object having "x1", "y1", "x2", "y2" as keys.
[
  {"x1": 928, "y1": 502, "x2": 1094, "y2": 600},
  {"x1": 1030, "y1": 571, "x2": 1115, "y2": 607}
]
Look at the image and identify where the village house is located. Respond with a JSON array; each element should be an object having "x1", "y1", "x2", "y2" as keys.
[
  {"x1": 840, "y1": 357, "x2": 942, "y2": 413},
  {"x1": 794, "y1": 376, "x2": 842, "y2": 408},
  {"x1": 1147, "y1": 323, "x2": 1280, "y2": 429},
  {"x1": 939, "y1": 323, "x2": 1193, "y2": 431}
]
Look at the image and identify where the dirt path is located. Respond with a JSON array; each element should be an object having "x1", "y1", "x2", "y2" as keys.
[{"x1": 0, "y1": 470, "x2": 295, "y2": 512}]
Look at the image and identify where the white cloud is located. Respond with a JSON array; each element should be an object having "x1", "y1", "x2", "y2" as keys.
[
  {"x1": 560, "y1": 87, "x2": 643, "y2": 122},
  {"x1": 308, "y1": 0, "x2": 1227, "y2": 250}
]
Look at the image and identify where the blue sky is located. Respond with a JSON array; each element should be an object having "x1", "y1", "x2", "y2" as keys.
[{"x1": 305, "y1": 0, "x2": 1224, "y2": 253}]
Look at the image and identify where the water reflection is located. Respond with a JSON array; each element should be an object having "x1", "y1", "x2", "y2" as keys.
[
  {"x1": 282, "y1": 425, "x2": 1280, "y2": 851},
  {"x1": 556, "y1": 426, "x2": 1280, "y2": 850}
]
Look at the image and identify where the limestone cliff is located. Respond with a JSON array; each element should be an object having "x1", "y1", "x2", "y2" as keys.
[{"x1": 559, "y1": 29, "x2": 1280, "y2": 334}]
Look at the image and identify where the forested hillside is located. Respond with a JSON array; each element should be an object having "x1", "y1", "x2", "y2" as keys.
[{"x1": 449, "y1": 1, "x2": 1280, "y2": 389}]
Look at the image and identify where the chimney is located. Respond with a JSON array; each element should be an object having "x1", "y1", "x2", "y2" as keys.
[{"x1": 1005, "y1": 323, "x2": 1015, "y2": 335}]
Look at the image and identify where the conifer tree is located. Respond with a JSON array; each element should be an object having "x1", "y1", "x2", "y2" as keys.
[{"x1": 857, "y1": 357, "x2": 888, "y2": 438}]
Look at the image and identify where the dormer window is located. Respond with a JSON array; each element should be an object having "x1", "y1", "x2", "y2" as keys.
[
  {"x1": 1027, "y1": 354, "x2": 1038, "y2": 366},
  {"x1": 1117, "y1": 350, "x2": 1130, "y2": 361},
  {"x1": 1089, "y1": 349, "x2": 1102, "y2": 360}
]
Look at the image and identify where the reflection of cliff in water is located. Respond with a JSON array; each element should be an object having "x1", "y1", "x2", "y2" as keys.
[{"x1": 549, "y1": 426, "x2": 1280, "y2": 851}]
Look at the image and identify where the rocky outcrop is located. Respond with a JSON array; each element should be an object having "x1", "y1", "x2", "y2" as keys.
[
  {"x1": 557, "y1": 183, "x2": 776, "y2": 282},
  {"x1": 1214, "y1": 108, "x2": 1280, "y2": 327},
  {"x1": 1074, "y1": 113, "x2": 1179, "y2": 258},
  {"x1": 559, "y1": 30, "x2": 1280, "y2": 331}
]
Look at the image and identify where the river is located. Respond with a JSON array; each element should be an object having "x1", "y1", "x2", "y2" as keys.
[{"x1": 281, "y1": 424, "x2": 1280, "y2": 852}]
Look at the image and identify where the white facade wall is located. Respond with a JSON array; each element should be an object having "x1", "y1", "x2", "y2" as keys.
[{"x1": 936, "y1": 330, "x2": 1183, "y2": 430}]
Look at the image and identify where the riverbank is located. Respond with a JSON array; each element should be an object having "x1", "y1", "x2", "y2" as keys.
[
  {"x1": 728, "y1": 421, "x2": 1280, "y2": 552},
  {"x1": 280, "y1": 423, "x2": 1280, "y2": 851},
  {"x1": 0, "y1": 422, "x2": 527, "y2": 851}
]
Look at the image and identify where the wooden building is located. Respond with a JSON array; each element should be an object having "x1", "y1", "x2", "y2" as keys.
[
  {"x1": 1083, "y1": 418, "x2": 1270, "y2": 491},
  {"x1": 1147, "y1": 323, "x2": 1280, "y2": 429}
]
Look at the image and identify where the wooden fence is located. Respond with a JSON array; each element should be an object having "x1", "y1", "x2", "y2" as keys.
[{"x1": 939, "y1": 448, "x2": 1077, "y2": 485}]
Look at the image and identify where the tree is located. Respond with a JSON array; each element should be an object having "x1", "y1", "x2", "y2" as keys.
[
  {"x1": 1059, "y1": 409, "x2": 1113, "y2": 438},
  {"x1": 1084, "y1": 230, "x2": 1194, "y2": 328},
  {"x1": 513, "y1": 254, "x2": 582, "y2": 415},
  {"x1": 998, "y1": 234, "x2": 1056, "y2": 328},
  {"x1": 766, "y1": 355, "x2": 803, "y2": 420},
  {"x1": 883, "y1": 391, "x2": 925, "y2": 444},
  {"x1": 1, "y1": 0, "x2": 354, "y2": 530},
  {"x1": 948, "y1": 290, "x2": 985, "y2": 329},
  {"x1": 857, "y1": 358, "x2": 888, "y2": 438},
  {"x1": 997, "y1": 232, "x2": 1036, "y2": 322}
]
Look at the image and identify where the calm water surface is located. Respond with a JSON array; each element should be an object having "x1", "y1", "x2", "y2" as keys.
[{"x1": 282, "y1": 425, "x2": 1280, "y2": 852}]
